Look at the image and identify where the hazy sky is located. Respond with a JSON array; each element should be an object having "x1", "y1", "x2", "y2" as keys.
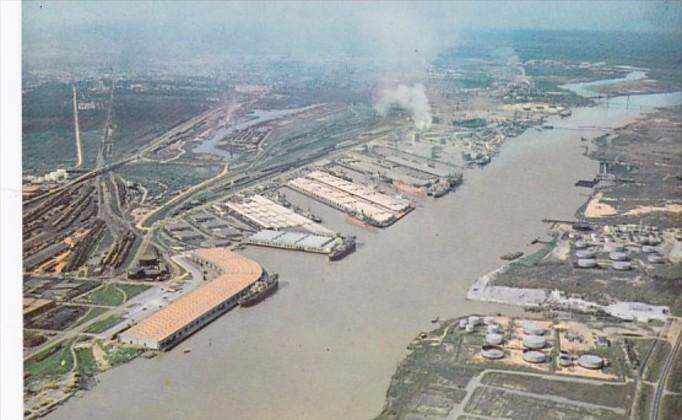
[
  {"x1": 23, "y1": 1, "x2": 682, "y2": 66},
  {"x1": 24, "y1": 1, "x2": 682, "y2": 32}
]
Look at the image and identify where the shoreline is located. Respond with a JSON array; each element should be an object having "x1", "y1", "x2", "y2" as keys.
[{"x1": 36, "y1": 79, "x2": 680, "y2": 420}]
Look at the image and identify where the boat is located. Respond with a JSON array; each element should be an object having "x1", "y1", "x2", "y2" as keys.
[
  {"x1": 239, "y1": 273, "x2": 279, "y2": 307},
  {"x1": 501, "y1": 251, "x2": 524, "y2": 261},
  {"x1": 329, "y1": 236, "x2": 356, "y2": 261}
]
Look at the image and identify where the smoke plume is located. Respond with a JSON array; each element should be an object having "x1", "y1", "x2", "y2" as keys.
[{"x1": 374, "y1": 83, "x2": 432, "y2": 130}]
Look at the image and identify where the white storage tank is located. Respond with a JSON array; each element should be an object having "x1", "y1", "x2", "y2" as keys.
[
  {"x1": 575, "y1": 250, "x2": 595, "y2": 259},
  {"x1": 612, "y1": 261, "x2": 632, "y2": 271},
  {"x1": 577, "y1": 354, "x2": 604, "y2": 369},
  {"x1": 458, "y1": 319, "x2": 468, "y2": 329},
  {"x1": 642, "y1": 245, "x2": 657, "y2": 254},
  {"x1": 609, "y1": 251, "x2": 629, "y2": 261},
  {"x1": 558, "y1": 355, "x2": 572, "y2": 367},
  {"x1": 523, "y1": 322, "x2": 546, "y2": 336},
  {"x1": 485, "y1": 333, "x2": 504, "y2": 346},
  {"x1": 465, "y1": 324, "x2": 475, "y2": 333},
  {"x1": 523, "y1": 334, "x2": 547, "y2": 349},
  {"x1": 487, "y1": 324, "x2": 502, "y2": 334},
  {"x1": 522, "y1": 350, "x2": 546, "y2": 363},
  {"x1": 574, "y1": 240, "x2": 587, "y2": 249},
  {"x1": 647, "y1": 254, "x2": 665, "y2": 264},
  {"x1": 577, "y1": 258, "x2": 598, "y2": 268},
  {"x1": 480, "y1": 345, "x2": 504, "y2": 360},
  {"x1": 468, "y1": 316, "x2": 481, "y2": 326}
]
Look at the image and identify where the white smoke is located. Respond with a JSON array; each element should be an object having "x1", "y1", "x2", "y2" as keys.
[{"x1": 374, "y1": 83, "x2": 432, "y2": 130}]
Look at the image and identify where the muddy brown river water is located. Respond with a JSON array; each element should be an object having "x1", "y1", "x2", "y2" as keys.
[{"x1": 46, "y1": 86, "x2": 681, "y2": 420}]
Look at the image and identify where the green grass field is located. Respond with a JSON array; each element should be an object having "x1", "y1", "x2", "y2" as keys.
[
  {"x1": 80, "y1": 285, "x2": 125, "y2": 307},
  {"x1": 117, "y1": 283, "x2": 152, "y2": 301},
  {"x1": 117, "y1": 161, "x2": 222, "y2": 199},
  {"x1": 481, "y1": 372, "x2": 634, "y2": 408},
  {"x1": 84, "y1": 315, "x2": 125, "y2": 334},
  {"x1": 25, "y1": 340, "x2": 75, "y2": 380}
]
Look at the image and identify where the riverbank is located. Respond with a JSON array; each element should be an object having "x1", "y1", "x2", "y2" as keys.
[
  {"x1": 470, "y1": 105, "x2": 682, "y2": 317},
  {"x1": 43, "y1": 90, "x2": 600, "y2": 420}
]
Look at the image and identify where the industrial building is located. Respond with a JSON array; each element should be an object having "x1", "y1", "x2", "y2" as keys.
[
  {"x1": 288, "y1": 170, "x2": 413, "y2": 227},
  {"x1": 246, "y1": 229, "x2": 342, "y2": 255},
  {"x1": 226, "y1": 194, "x2": 333, "y2": 236},
  {"x1": 119, "y1": 249, "x2": 263, "y2": 350}
]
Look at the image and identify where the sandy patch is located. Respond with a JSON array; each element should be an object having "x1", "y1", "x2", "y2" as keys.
[
  {"x1": 92, "y1": 341, "x2": 111, "y2": 370},
  {"x1": 584, "y1": 192, "x2": 618, "y2": 218},
  {"x1": 623, "y1": 203, "x2": 682, "y2": 216}
]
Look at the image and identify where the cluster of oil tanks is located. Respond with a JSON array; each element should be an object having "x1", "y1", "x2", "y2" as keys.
[
  {"x1": 459, "y1": 316, "x2": 507, "y2": 360},
  {"x1": 521, "y1": 321, "x2": 548, "y2": 363},
  {"x1": 471, "y1": 317, "x2": 607, "y2": 370},
  {"x1": 574, "y1": 236, "x2": 667, "y2": 271}
]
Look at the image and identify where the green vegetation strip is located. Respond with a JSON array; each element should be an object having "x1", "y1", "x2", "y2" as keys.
[
  {"x1": 25, "y1": 339, "x2": 75, "y2": 380},
  {"x1": 74, "y1": 347, "x2": 99, "y2": 377},
  {"x1": 644, "y1": 340, "x2": 672, "y2": 382},
  {"x1": 105, "y1": 345, "x2": 145, "y2": 367},
  {"x1": 85, "y1": 315, "x2": 125, "y2": 334}
]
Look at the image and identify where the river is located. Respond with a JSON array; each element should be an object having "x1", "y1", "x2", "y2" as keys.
[
  {"x1": 193, "y1": 105, "x2": 318, "y2": 159},
  {"x1": 46, "y1": 79, "x2": 681, "y2": 420}
]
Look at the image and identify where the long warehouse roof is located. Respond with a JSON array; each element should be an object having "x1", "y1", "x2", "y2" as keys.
[{"x1": 121, "y1": 249, "x2": 262, "y2": 343}]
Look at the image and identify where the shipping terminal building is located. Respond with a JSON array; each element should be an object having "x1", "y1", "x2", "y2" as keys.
[{"x1": 119, "y1": 248, "x2": 263, "y2": 350}]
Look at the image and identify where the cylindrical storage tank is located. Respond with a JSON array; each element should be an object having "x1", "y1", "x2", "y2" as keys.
[
  {"x1": 485, "y1": 333, "x2": 504, "y2": 346},
  {"x1": 638, "y1": 236, "x2": 650, "y2": 245},
  {"x1": 523, "y1": 322, "x2": 546, "y2": 336},
  {"x1": 642, "y1": 245, "x2": 656, "y2": 254},
  {"x1": 468, "y1": 316, "x2": 481, "y2": 326},
  {"x1": 480, "y1": 345, "x2": 504, "y2": 360},
  {"x1": 577, "y1": 258, "x2": 597, "y2": 268},
  {"x1": 575, "y1": 250, "x2": 594, "y2": 259},
  {"x1": 574, "y1": 240, "x2": 587, "y2": 249},
  {"x1": 648, "y1": 237, "x2": 661, "y2": 246},
  {"x1": 612, "y1": 261, "x2": 632, "y2": 271},
  {"x1": 487, "y1": 324, "x2": 501, "y2": 334},
  {"x1": 522, "y1": 350, "x2": 546, "y2": 363},
  {"x1": 465, "y1": 324, "x2": 475, "y2": 333},
  {"x1": 577, "y1": 354, "x2": 604, "y2": 369},
  {"x1": 609, "y1": 251, "x2": 629, "y2": 261},
  {"x1": 647, "y1": 254, "x2": 665, "y2": 264},
  {"x1": 458, "y1": 319, "x2": 468, "y2": 329},
  {"x1": 523, "y1": 335, "x2": 546, "y2": 349},
  {"x1": 558, "y1": 355, "x2": 572, "y2": 367}
]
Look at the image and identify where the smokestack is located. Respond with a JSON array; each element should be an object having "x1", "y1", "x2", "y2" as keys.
[{"x1": 374, "y1": 83, "x2": 432, "y2": 130}]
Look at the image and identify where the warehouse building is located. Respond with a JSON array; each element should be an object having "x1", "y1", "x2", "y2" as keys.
[{"x1": 119, "y1": 249, "x2": 263, "y2": 350}]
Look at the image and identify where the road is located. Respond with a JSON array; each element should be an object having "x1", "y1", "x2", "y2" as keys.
[
  {"x1": 651, "y1": 325, "x2": 681, "y2": 420},
  {"x1": 71, "y1": 84, "x2": 83, "y2": 168}
]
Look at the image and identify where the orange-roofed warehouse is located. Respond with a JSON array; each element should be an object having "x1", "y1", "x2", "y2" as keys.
[{"x1": 119, "y1": 249, "x2": 263, "y2": 350}]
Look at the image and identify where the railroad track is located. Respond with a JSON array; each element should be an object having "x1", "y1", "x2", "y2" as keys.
[{"x1": 651, "y1": 324, "x2": 681, "y2": 420}]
